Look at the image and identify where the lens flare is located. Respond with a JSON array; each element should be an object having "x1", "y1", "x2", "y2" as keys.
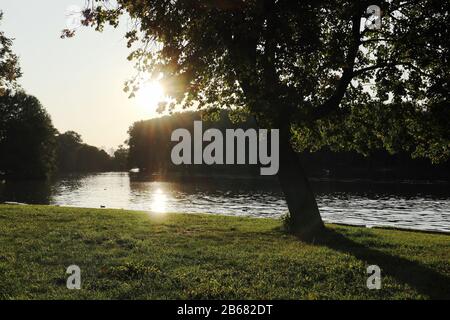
[{"x1": 136, "y1": 81, "x2": 165, "y2": 110}]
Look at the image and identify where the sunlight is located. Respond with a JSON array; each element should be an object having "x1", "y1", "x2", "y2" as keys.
[
  {"x1": 136, "y1": 81, "x2": 165, "y2": 111},
  {"x1": 151, "y1": 188, "x2": 167, "y2": 213}
]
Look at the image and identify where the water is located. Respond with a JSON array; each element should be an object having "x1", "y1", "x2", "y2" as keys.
[{"x1": 1, "y1": 172, "x2": 449, "y2": 233}]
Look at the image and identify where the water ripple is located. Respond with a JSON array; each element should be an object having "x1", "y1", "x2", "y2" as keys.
[{"x1": 5, "y1": 172, "x2": 447, "y2": 233}]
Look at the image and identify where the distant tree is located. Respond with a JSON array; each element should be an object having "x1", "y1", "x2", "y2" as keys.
[
  {"x1": 56, "y1": 131, "x2": 82, "y2": 172},
  {"x1": 0, "y1": 11, "x2": 21, "y2": 95},
  {"x1": 76, "y1": 144, "x2": 111, "y2": 172},
  {"x1": 127, "y1": 110, "x2": 260, "y2": 176},
  {"x1": 71, "y1": 0, "x2": 449, "y2": 237},
  {"x1": 112, "y1": 145, "x2": 129, "y2": 171},
  {"x1": 0, "y1": 91, "x2": 57, "y2": 179},
  {"x1": 56, "y1": 131, "x2": 113, "y2": 172}
]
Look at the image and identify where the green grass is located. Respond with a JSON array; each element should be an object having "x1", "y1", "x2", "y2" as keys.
[{"x1": 0, "y1": 204, "x2": 449, "y2": 300}]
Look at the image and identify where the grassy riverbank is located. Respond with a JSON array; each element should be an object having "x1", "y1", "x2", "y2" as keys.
[{"x1": 0, "y1": 204, "x2": 448, "y2": 299}]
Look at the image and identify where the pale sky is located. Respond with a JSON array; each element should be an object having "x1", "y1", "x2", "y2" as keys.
[{"x1": 0, "y1": 0, "x2": 161, "y2": 150}]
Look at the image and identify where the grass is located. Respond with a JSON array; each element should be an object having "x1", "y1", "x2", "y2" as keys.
[{"x1": 0, "y1": 204, "x2": 449, "y2": 300}]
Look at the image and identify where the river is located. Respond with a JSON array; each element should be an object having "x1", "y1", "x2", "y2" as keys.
[{"x1": 1, "y1": 172, "x2": 449, "y2": 233}]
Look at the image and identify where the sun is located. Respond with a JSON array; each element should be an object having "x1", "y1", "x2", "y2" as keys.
[{"x1": 136, "y1": 81, "x2": 165, "y2": 110}]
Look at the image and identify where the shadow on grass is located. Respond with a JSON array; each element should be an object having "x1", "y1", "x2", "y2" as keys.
[{"x1": 311, "y1": 228, "x2": 450, "y2": 299}]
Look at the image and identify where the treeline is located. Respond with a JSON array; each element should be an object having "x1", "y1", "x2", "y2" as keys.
[
  {"x1": 127, "y1": 110, "x2": 450, "y2": 180},
  {"x1": 0, "y1": 91, "x2": 127, "y2": 180},
  {"x1": 56, "y1": 131, "x2": 127, "y2": 173},
  {"x1": 3, "y1": 89, "x2": 447, "y2": 181},
  {"x1": 128, "y1": 110, "x2": 261, "y2": 176}
]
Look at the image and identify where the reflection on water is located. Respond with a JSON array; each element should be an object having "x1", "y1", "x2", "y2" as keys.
[
  {"x1": 0, "y1": 180, "x2": 52, "y2": 204},
  {"x1": 1, "y1": 172, "x2": 449, "y2": 233},
  {"x1": 151, "y1": 189, "x2": 167, "y2": 213}
]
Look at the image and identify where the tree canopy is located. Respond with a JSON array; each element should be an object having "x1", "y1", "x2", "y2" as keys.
[
  {"x1": 56, "y1": 131, "x2": 114, "y2": 173},
  {"x1": 0, "y1": 91, "x2": 57, "y2": 179},
  {"x1": 71, "y1": 0, "x2": 448, "y2": 163},
  {"x1": 0, "y1": 11, "x2": 21, "y2": 95}
]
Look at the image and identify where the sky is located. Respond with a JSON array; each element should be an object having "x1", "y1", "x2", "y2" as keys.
[{"x1": 0, "y1": 0, "x2": 160, "y2": 151}]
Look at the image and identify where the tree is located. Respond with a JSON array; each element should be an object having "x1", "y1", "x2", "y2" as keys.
[
  {"x1": 1, "y1": 12, "x2": 55, "y2": 180},
  {"x1": 127, "y1": 110, "x2": 261, "y2": 176},
  {"x1": 112, "y1": 145, "x2": 129, "y2": 171},
  {"x1": 70, "y1": 0, "x2": 449, "y2": 237},
  {"x1": 76, "y1": 144, "x2": 111, "y2": 172},
  {"x1": 0, "y1": 11, "x2": 21, "y2": 95},
  {"x1": 0, "y1": 91, "x2": 57, "y2": 179},
  {"x1": 56, "y1": 131, "x2": 113, "y2": 172},
  {"x1": 56, "y1": 131, "x2": 82, "y2": 172}
]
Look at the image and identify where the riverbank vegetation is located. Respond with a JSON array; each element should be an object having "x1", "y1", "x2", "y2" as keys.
[
  {"x1": 127, "y1": 110, "x2": 450, "y2": 181},
  {"x1": 0, "y1": 10, "x2": 126, "y2": 180},
  {"x1": 0, "y1": 204, "x2": 448, "y2": 299},
  {"x1": 0, "y1": 92, "x2": 128, "y2": 179}
]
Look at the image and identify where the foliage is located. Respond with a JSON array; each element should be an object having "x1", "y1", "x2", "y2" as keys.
[
  {"x1": 111, "y1": 145, "x2": 129, "y2": 171},
  {"x1": 0, "y1": 11, "x2": 21, "y2": 95},
  {"x1": 292, "y1": 101, "x2": 450, "y2": 164},
  {"x1": 126, "y1": 109, "x2": 449, "y2": 177},
  {"x1": 56, "y1": 131, "x2": 83, "y2": 173},
  {"x1": 56, "y1": 131, "x2": 121, "y2": 173},
  {"x1": 0, "y1": 91, "x2": 57, "y2": 179},
  {"x1": 69, "y1": 0, "x2": 449, "y2": 164},
  {"x1": 127, "y1": 110, "x2": 259, "y2": 175}
]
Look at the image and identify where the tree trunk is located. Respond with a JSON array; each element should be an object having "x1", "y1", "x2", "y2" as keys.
[{"x1": 277, "y1": 129, "x2": 325, "y2": 238}]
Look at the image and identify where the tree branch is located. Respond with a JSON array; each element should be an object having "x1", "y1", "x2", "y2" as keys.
[
  {"x1": 309, "y1": 11, "x2": 363, "y2": 120},
  {"x1": 354, "y1": 61, "x2": 432, "y2": 77}
]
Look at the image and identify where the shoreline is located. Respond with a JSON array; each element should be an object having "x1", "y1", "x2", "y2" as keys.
[{"x1": 1, "y1": 202, "x2": 449, "y2": 236}]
